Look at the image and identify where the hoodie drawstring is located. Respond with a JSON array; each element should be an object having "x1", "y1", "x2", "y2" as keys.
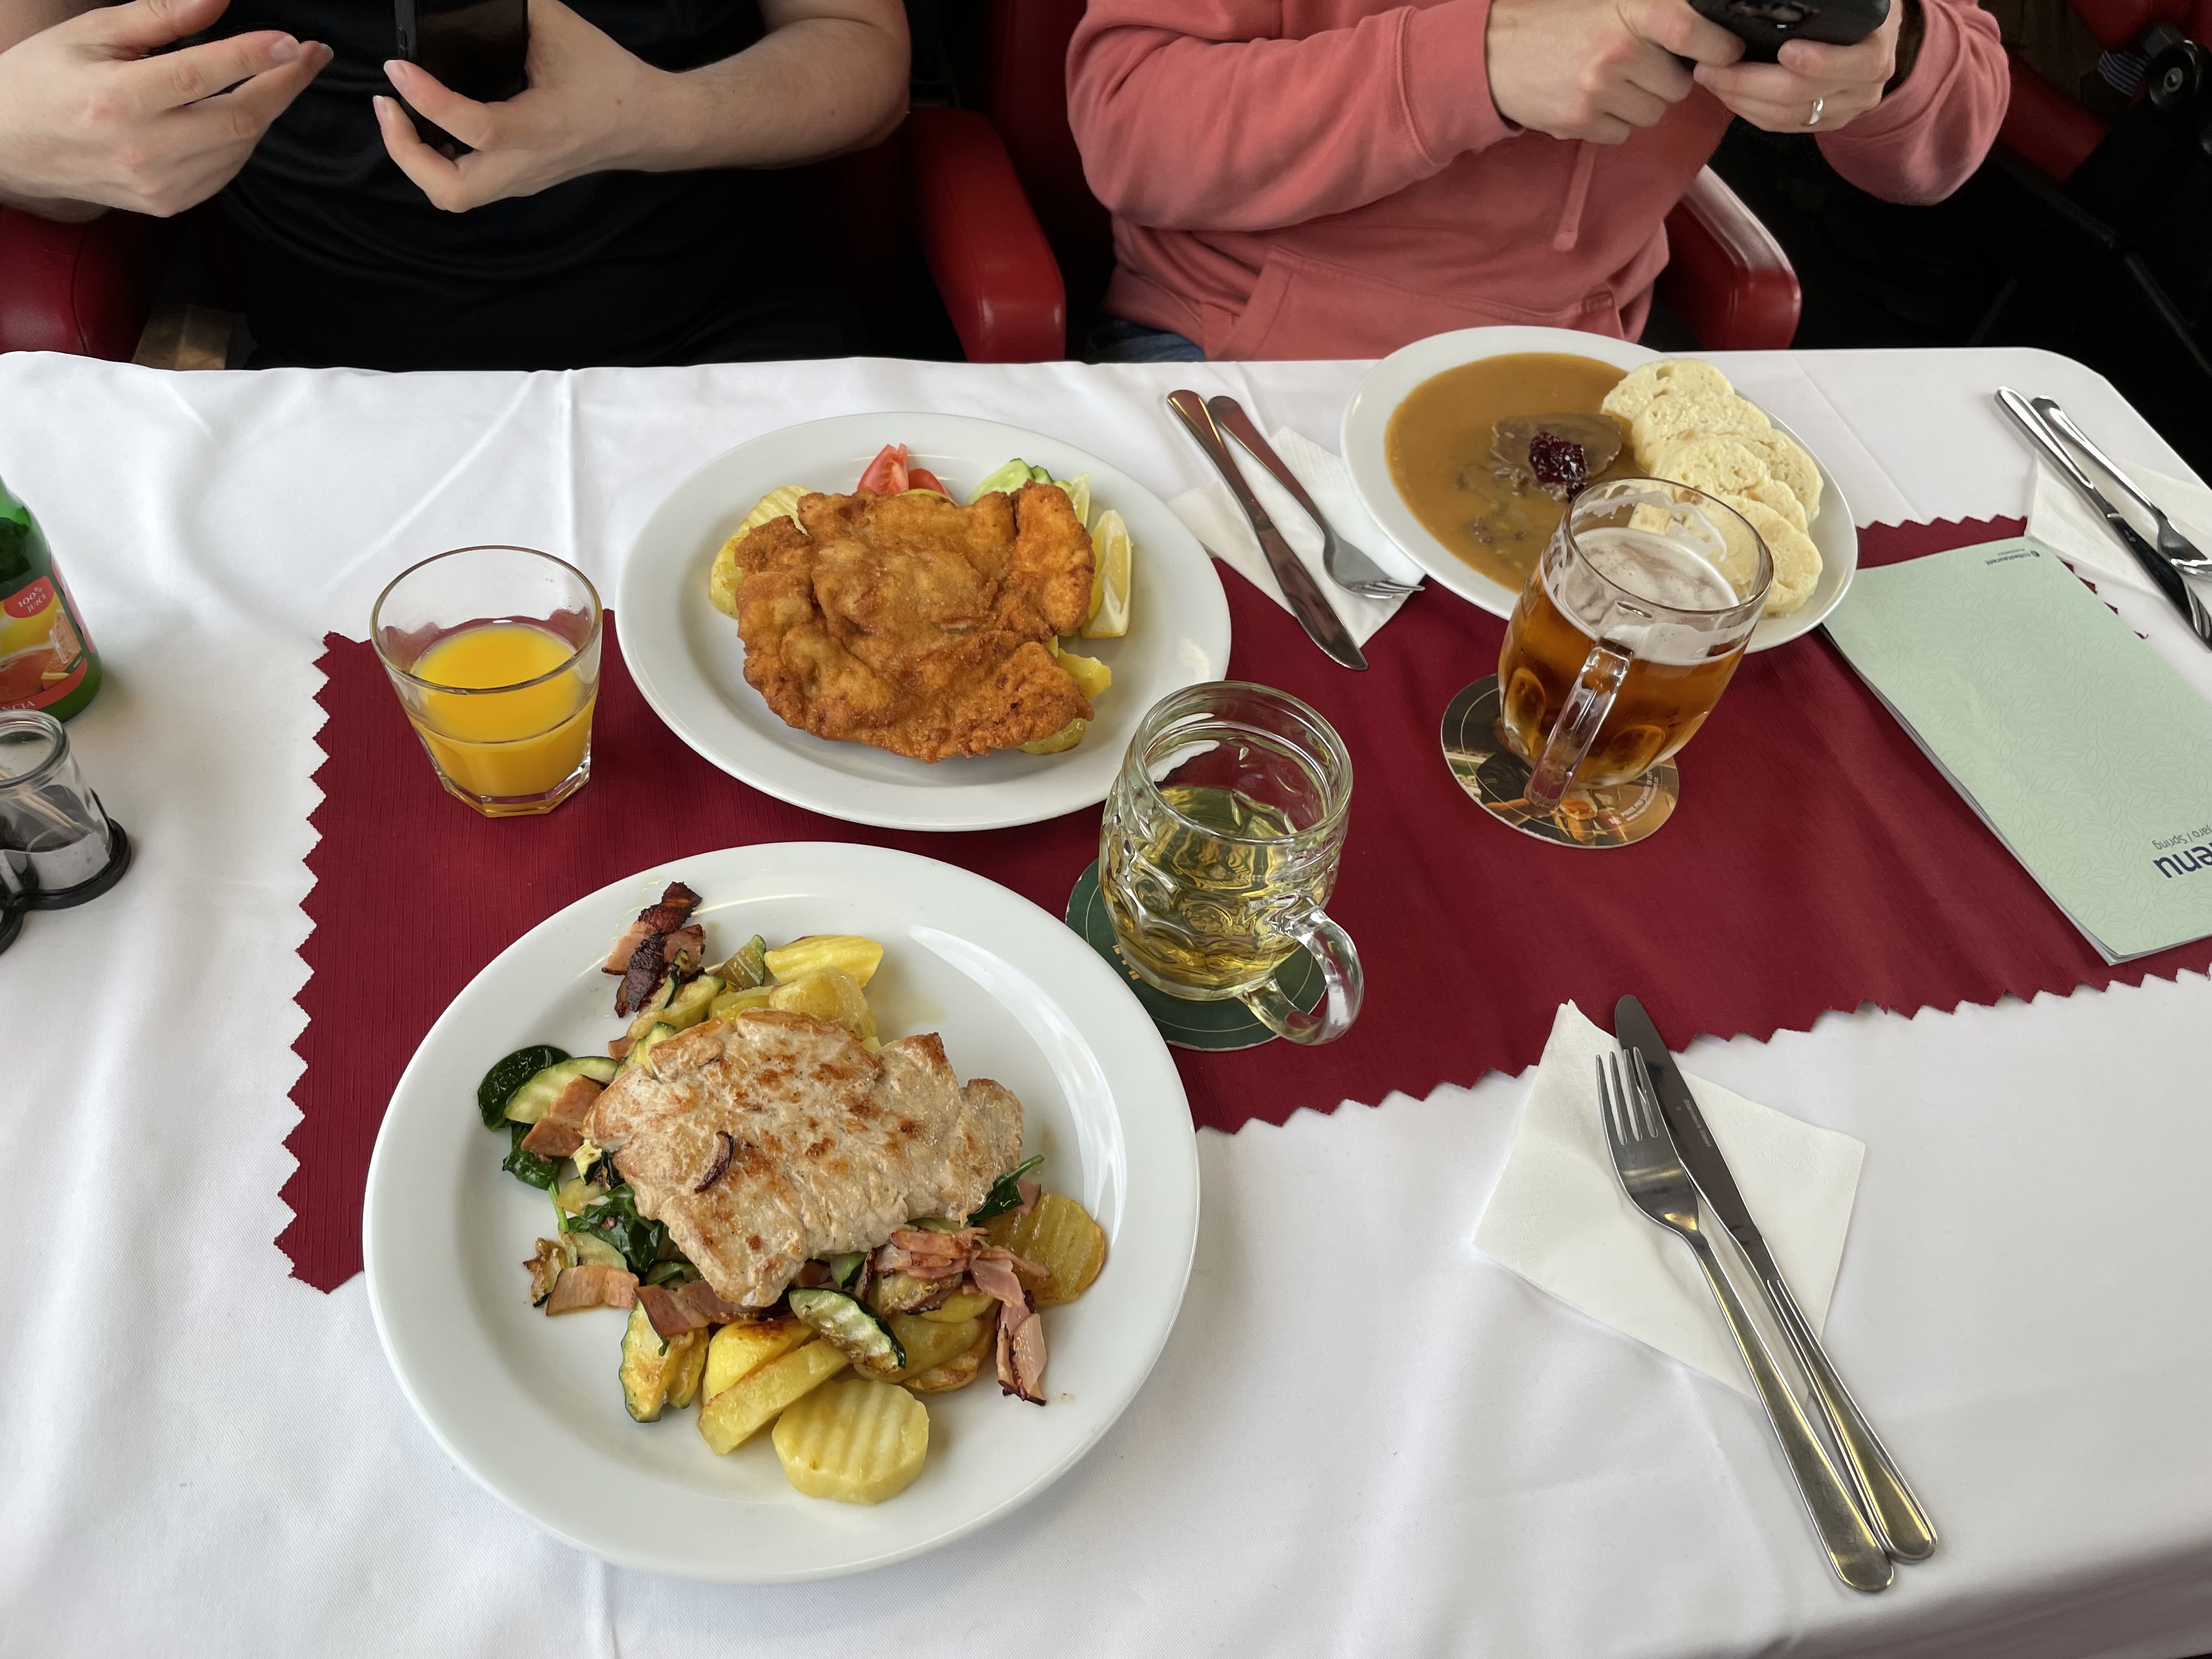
[{"x1": 1551, "y1": 141, "x2": 1598, "y2": 252}]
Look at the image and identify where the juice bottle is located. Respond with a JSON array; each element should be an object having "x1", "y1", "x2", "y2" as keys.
[{"x1": 0, "y1": 473, "x2": 101, "y2": 721}]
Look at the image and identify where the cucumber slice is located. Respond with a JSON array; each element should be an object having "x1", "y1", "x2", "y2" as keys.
[
  {"x1": 968, "y1": 458, "x2": 1035, "y2": 503},
  {"x1": 504, "y1": 1056, "x2": 621, "y2": 1124},
  {"x1": 788, "y1": 1288, "x2": 905, "y2": 1374},
  {"x1": 477, "y1": 1043, "x2": 568, "y2": 1128},
  {"x1": 1026, "y1": 464, "x2": 1053, "y2": 483}
]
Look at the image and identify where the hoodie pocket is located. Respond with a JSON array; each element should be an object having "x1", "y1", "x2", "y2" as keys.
[{"x1": 1216, "y1": 246, "x2": 1633, "y2": 362}]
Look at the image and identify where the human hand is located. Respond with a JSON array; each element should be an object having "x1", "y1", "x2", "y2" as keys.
[
  {"x1": 374, "y1": 0, "x2": 667, "y2": 212},
  {"x1": 0, "y1": 0, "x2": 329, "y2": 217},
  {"x1": 1487, "y1": 0, "x2": 1743, "y2": 144},
  {"x1": 1691, "y1": 0, "x2": 1905, "y2": 132}
]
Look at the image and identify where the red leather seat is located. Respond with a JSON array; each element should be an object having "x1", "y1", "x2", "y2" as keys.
[{"x1": 0, "y1": 208, "x2": 174, "y2": 360}]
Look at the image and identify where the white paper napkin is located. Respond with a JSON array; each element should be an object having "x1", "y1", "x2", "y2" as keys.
[
  {"x1": 2027, "y1": 459, "x2": 2212, "y2": 596},
  {"x1": 1166, "y1": 427, "x2": 1424, "y2": 646},
  {"x1": 1474, "y1": 1003, "x2": 1866, "y2": 1397}
]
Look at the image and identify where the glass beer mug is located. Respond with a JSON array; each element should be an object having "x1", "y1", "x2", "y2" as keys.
[
  {"x1": 1098, "y1": 682, "x2": 1362, "y2": 1045},
  {"x1": 1495, "y1": 479, "x2": 1771, "y2": 843}
]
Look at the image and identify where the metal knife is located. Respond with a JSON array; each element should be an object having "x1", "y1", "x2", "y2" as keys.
[
  {"x1": 2029, "y1": 393, "x2": 2212, "y2": 651},
  {"x1": 1996, "y1": 387, "x2": 2212, "y2": 648},
  {"x1": 1615, "y1": 995, "x2": 1938, "y2": 1563},
  {"x1": 1166, "y1": 389, "x2": 1369, "y2": 670}
]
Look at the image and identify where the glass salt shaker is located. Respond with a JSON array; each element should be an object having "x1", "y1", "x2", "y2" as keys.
[{"x1": 0, "y1": 709, "x2": 131, "y2": 954}]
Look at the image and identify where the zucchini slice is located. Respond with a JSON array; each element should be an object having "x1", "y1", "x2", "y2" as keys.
[
  {"x1": 624, "y1": 973, "x2": 723, "y2": 1043},
  {"x1": 477, "y1": 1043, "x2": 568, "y2": 1128},
  {"x1": 788, "y1": 1288, "x2": 905, "y2": 1375},
  {"x1": 619, "y1": 1301, "x2": 673, "y2": 1422},
  {"x1": 706, "y1": 934, "x2": 771, "y2": 990},
  {"x1": 503, "y1": 1056, "x2": 621, "y2": 1125},
  {"x1": 625, "y1": 1022, "x2": 679, "y2": 1073}
]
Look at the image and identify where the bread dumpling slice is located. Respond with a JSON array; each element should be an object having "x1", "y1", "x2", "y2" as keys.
[
  {"x1": 1720, "y1": 494, "x2": 1822, "y2": 617},
  {"x1": 1730, "y1": 427, "x2": 1823, "y2": 522},
  {"x1": 1601, "y1": 358, "x2": 1735, "y2": 424},
  {"x1": 1629, "y1": 390, "x2": 1769, "y2": 459}
]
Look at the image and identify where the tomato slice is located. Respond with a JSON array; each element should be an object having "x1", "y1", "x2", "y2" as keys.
[
  {"x1": 856, "y1": 443, "x2": 908, "y2": 495},
  {"x1": 905, "y1": 466, "x2": 947, "y2": 496}
]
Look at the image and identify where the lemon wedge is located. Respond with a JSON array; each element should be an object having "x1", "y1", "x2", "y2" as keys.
[
  {"x1": 1081, "y1": 509, "x2": 1132, "y2": 639},
  {"x1": 1018, "y1": 719, "x2": 1088, "y2": 755},
  {"x1": 1059, "y1": 474, "x2": 1092, "y2": 528},
  {"x1": 1057, "y1": 646, "x2": 1111, "y2": 702}
]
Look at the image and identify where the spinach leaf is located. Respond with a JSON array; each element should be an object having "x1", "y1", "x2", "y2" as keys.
[
  {"x1": 967, "y1": 1154, "x2": 1044, "y2": 1225},
  {"x1": 643, "y1": 1260, "x2": 699, "y2": 1288},
  {"x1": 565, "y1": 1183, "x2": 677, "y2": 1276},
  {"x1": 477, "y1": 1043, "x2": 568, "y2": 1129},
  {"x1": 501, "y1": 1122, "x2": 561, "y2": 1189}
]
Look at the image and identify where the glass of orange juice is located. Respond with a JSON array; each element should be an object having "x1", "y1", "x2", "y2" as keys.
[{"x1": 371, "y1": 546, "x2": 602, "y2": 817}]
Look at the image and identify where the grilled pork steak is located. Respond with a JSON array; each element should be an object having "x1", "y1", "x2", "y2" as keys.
[{"x1": 582, "y1": 1009, "x2": 1024, "y2": 1307}]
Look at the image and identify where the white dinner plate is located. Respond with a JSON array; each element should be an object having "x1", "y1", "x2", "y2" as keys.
[
  {"x1": 363, "y1": 843, "x2": 1200, "y2": 1583},
  {"x1": 1340, "y1": 326, "x2": 1857, "y2": 651},
  {"x1": 616, "y1": 414, "x2": 1232, "y2": 831}
]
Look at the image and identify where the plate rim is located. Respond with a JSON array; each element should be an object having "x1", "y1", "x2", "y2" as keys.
[
  {"x1": 1338, "y1": 326, "x2": 1858, "y2": 652},
  {"x1": 613, "y1": 412, "x2": 1232, "y2": 832},
  {"x1": 362, "y1": 840, "x2": 1201, "y2": 1583}
]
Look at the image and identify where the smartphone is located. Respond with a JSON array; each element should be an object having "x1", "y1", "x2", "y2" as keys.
[
  {"x1": 1689, "y1": 0, "x2": 1888, "y2": 61},
  {"x1": 393, "y1": 0, "x2": 528, "y2": 148}
]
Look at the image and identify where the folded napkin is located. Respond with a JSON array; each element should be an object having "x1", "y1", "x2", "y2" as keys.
[
  {"x1": 1167, "y1": 427, "x2": 1425, "y2": 647},
  {"x1": 1474, "y1": 1003, "x2": 1866, "y2": 1397},
  {"x1": 2027, "y1": 458, "x2": 2212, "y2": 597}
]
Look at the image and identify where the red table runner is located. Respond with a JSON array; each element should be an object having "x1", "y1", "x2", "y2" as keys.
[{"x1": 281, "y1": 516, "x2": 2212, "y2": 1290}]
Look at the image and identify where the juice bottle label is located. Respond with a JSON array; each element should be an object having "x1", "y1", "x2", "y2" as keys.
[{"x1": 0, "y1": 566, "x2": 95, "y2": 712}]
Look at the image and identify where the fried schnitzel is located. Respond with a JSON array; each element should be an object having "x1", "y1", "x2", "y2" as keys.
[{"x1": 723, "y1": 483, "x2": 1097, "y2": 762}]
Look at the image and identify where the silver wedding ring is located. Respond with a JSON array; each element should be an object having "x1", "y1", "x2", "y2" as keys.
[{"x1": 1806, "y1": 96, "x2": 1825, "y2": 127}]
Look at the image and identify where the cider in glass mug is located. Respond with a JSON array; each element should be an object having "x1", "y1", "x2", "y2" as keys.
[
  {"x1": 1496, "y1": 479, "x2": 1770, "y2": 812},
  {"x1": 1098, "y1": 682, "x2": 1363, "y2": 1045}
]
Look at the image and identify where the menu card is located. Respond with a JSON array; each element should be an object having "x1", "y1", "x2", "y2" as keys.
[{"x1": 1825, "y1": 538, "x2": 2212, "y2": 963}]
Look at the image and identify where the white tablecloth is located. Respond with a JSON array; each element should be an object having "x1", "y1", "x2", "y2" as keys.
[{"x1": 2, "y1": 348, "x2": 2208, "y2": 1659}]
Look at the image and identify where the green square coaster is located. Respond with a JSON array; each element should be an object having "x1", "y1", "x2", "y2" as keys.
[{"x1": 1064, "y1": 861, "x2": 1322, "y2": 1051}]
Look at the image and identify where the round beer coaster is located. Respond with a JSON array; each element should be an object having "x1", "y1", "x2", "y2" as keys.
[
  {"x1": 1441, "y1": 676, "x2": 1677, "y2": 849},
  {"x1": 1064, "y1": 862, "x2": 1323, "y2": 1052}
]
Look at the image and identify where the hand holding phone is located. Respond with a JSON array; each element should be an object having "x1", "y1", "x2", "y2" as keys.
[
  {"x1": 393, "y1": 0, "x2": 527, "y2": 149},
  {"x1": 1687, "y1": 0, "x2": 1889, "y2": 62},
  {"x1": 1687, "y1": 0, "x2": 1907, "y2": 132}
]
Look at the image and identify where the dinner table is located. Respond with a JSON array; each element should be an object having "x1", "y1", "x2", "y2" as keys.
[{"x1": 2, "y1": 341, "x2": 2209, "y2": 1659}]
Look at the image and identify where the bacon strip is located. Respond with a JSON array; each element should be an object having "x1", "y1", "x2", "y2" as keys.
[
  {"x1": 544, "y1": 1263, "x2": 637, "y2": 1315},
  {"x1": 872, "y1": 1226, "x2": 987, "y2": 1279},
  {"x1": 637, "y1": 1277, "x2": 753, "y2": 1339},
  {"x1": 617, "y1": 933, "x2": 668, "y2": 1018},
  {"x1": 663, "y1": 923, "x2": 706, "y2": 977},
  {"x1": 602, "y1": 918, "x2": 655, "y2": 975},
  {"x1": 604, "y1": 882, "x2": 704, "y2": 1015},
  {"x1": 971, "y1": 1247, "x2": 1049, "y2": 1404},
  {"x1": 519, "y1": 1074, "x2": 605, "y2": 1159}
]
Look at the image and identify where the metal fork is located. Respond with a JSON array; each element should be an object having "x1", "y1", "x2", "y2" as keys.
[
  {"x1": 1203, "y1": 394, "x2": 1423, "y2": 600},
  {"x1": 1598, "y1": 1052, "x2": 1894, "y2": 1593}
]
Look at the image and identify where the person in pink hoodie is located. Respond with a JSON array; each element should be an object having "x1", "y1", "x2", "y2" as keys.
[{"x1": 1067, "y1": 0, "x2": 2008, "y2": 360}]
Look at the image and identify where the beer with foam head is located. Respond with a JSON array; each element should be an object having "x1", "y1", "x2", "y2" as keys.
[{"x1": 1498, "y1": 482, "x2": 1769, "y2": 796}]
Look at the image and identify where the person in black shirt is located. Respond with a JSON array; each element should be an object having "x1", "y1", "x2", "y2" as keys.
[{"x1": 0, "y1": 0, "x2": 909, "y2": 368}]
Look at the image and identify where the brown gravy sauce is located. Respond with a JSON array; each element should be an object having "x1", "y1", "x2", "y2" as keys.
[{"x1": 1384, "y1": 353, "x2": 1629, "y2": 594}]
